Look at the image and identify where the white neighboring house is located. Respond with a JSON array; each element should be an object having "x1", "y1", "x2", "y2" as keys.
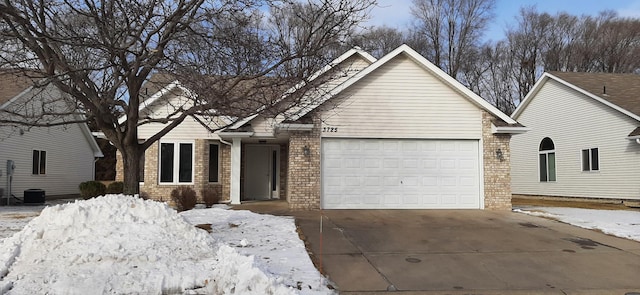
[
  {"x1": 511, "y1": 72, "x2": 640, "y2": 201},
  {"x1": 0, "y1": 70, "x2": 103, "y2": 200}
]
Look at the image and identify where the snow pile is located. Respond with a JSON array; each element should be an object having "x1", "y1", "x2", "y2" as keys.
[
  {"x1": 515, "y1": 207, "x2": 640, "y2": 242},
  {"x1": 0, "y1": 195, "x2": 296, "y2": 294},
  {"x1": 181, "y1": 208, "x2": 332, "y2": 294}
]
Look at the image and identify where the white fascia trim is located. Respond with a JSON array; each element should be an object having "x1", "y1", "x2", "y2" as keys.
[
  {"x1": 511, "y1": 73, "x2": 550, "y2": 119},
  {"x1": 397, "y1": 45, "x2": 517, "y2": 125},
  {"x1": 491, "y1": 124, "x2": 530, "y2": 134},
  {"x1": 547, "y1": 72, "x2": 640, "y2": 121},
  {"x1": 79, "y1": 120, "x2": 104, "y2": 157},
  {"x1": 117, "y1": 80, "x2": 181, "y2": 125},
  {"x1": 514, "y1": 72, "x2": 640, "y2": 122},
  {"x1": 234, "y1": 48, "x2": 378, "y2": 128},
  {"x1": 229, "y1": 114, "x2": 259, "y2": 130},
  {"x1": 218, "y1": 131, "x2": 254, "y2": 138},
  {"x1": 0, "y1": 85, "x2": 34, "y2": 110},
  {"x1": 288, "y1": 44, "x2": 517, "y2": 124},
  {"x1": 276, "y1": 123, "x2": 314, "y2": 131}
]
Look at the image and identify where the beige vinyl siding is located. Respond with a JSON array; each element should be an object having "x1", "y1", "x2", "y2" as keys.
[
  {"x1": 511, "y1": 79, "x2": 640, "y2": 200},
  {"x1": 0, "y1": 124, "x2": 96, "y2": 198},
  {"x1": 137, "y1": 93, "x2": 223, "y2": 140},
  {"x1": 249, "y1": 115, "x2": 277, "y2": 137},
  {"x1": 285, "y1": 54, "x2": 374, "y2": 119},
  {"x1": 318, "y1": 54, "x2": 482, "y2": 139}
]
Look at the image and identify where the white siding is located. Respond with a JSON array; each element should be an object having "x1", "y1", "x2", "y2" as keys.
[
  {"x1": 137, "y1": 93, "x2": 222, "y2": 140},
  {"x1": 284, "y1": 54, "x2": 374, "y2": 120},
  {"x1": 0, "y1": 124, "x2": 96, "y2": 198},
  {"x1": 318, "y1": 54, "x2": 483, "y2": 139},
  {"x1": 511, "y1": 79, "x2": 640, "y2": 200}
]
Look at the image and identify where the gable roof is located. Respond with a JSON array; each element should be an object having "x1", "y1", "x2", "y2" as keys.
[
  {"x1": 0, "y1": 69, "x2": 39, "y2": 108},
  {"x1": 228, "y1": 47, "x2": 377, "y2": 130},
  {"x1": 513, "y1": 72, "x2": 640, "y2": 122},
  {"x1": 0, "y1": 69, "x2": 103, "y2": 157},
  {"x1": 284, "y1": 44, "x2": 517, "y2": 125}
]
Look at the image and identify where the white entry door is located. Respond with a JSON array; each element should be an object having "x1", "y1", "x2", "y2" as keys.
[
  {"x1": 244, "y1": 145, "x2": 279, "y2": 200},
  {"x1": 322, "y1": 138, "x2": 481, "y2": 209}
]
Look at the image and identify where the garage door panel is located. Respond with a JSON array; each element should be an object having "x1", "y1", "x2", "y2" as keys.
[{"x1": 322, "y1": 138, "x2": 481, "y2": 209}]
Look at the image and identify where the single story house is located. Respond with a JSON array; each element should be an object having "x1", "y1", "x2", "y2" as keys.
[
  {"x1": 117, "y1": 44, "x2": 527, "y2": 210},
  {"x1": 511, "y1": 71, "x2": 640, "y2": 201},
  {"x1": 0, "y1": 70, "x2": 104, "y2": 201}
]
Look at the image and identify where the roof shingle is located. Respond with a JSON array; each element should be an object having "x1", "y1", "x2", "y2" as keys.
[{"x1": 549, "y1": 71, "x2": 640, "y2": 118}]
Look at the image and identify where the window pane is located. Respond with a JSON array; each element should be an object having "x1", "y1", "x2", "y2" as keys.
[
  {"x1": 178, "y1": 143, "x2": 192, "y2": 183},
  {"x1": 548, "y1": 153, "x2": 556, "y2": 181},
  {"x1": 39, "y1": 151, "x2": 46, "y2": 174},
  {"x1": 272, "y1": 150, "x2": 277, "y2": 191},
  {"x1": 591, "y1": 148, "x2": 599, "y2": 171},
  {"x1": 160, "y1": 143, "x2": 174, "y2": 183},
  {"x1": 539, "y1": 137, "x2": 555, "y2": 151},
  {"x1": 539, "y1": 154, "x2": 548, "y2": 182},
  {"x1": 582, "y1": 149, "x2": 590, "y2": 171},
  {"x1": 138, "y1": 152, "x2": 145, "y2": 182},
  {"x1": 32, "y1": 150, "x2": 39, "y2": 175},
  {"x1": 208, "y1": 144, "x2": 219, "y2": 183}
]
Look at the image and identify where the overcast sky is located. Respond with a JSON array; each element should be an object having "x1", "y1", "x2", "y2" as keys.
[{"x1": 365, "y1": 0, "x2": 640, "y2": 41}]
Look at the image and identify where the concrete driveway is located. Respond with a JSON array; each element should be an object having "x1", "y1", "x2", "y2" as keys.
[{"x1": 291, "y1": 210, "x2": 640, "y2": 295}]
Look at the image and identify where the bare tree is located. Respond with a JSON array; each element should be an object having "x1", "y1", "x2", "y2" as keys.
[
  {"x1": 410, "y1": 0, "x2": 495, "y2": 78},
  {"x1": 345, "y1": 26, "x2": 405, "y2": 58},
  {"x1": 0, "y1": 0, "x2": 375, "y2": 194}
]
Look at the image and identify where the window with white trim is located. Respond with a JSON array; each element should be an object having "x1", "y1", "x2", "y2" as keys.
[
  {"x1": 581, "y1": 148, "x2": 599, "y2": 172},
  {"x1": 32, "y1": 150, "x2": 46, "y2": 175},
  {"x1": 539, "y1": 137, "x2": 556, "y2": 182},
  {"x1": 159, "y1": 141, "x2": 194, "y2": 184}
]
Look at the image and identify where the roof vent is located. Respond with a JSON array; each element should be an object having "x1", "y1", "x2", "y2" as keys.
[{"x1": 603, "y1": 85, "x2": 608, "y2": 96}]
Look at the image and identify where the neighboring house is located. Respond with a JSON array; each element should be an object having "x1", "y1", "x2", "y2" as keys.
[
  {"x1": 511, "y1": 72, "x2": 640, "y2": 201},
  {"x1": 117, "y1": 45, "x2": 527, "y2": 210},
  {"x1": 0, "y1": 70, "x2": 104, "y2": 200}
]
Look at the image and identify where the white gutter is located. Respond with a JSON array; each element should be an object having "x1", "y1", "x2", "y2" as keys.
[
  {"x1": 218, "y1": 132, "x2": 254, "y2": 138},
  {"x1": 491, "y1": 124, "x2": 530, "y2": 134},
  {"x1": 276, "y1": 123, "x2": 314, "y2": 131}
]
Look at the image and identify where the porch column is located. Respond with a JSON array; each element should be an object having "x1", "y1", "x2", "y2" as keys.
[{"x1": 230, "y1": 137, "x2": 242, "y2": 205}]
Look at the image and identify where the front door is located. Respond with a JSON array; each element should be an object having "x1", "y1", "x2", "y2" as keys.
[{"x1": 244, "y1": 145, "x2": 279, "y2": 201}]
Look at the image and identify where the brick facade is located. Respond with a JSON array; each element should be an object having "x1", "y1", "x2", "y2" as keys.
[
  {"x1": 115, "y1": 140, "x2": 229, "y2": 205},
  {"x1": 481, "y1": 111, "x2": 513, "y2": 210},
  {"x1": 115, "y1": 111, "x2": 513, "y2": 211},
  {"x1": 286, "y1": 116, "x2": 321, "y2": 210}
]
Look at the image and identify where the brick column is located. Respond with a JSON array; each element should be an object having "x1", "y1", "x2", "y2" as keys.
[
  {"x1": 482, "y1": 111, "x2": 512, "y2": 210},
  {"x1": 286, "y1": 116, "x2": 321, "y2": 210}
]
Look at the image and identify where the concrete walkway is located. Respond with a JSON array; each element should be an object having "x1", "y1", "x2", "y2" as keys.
[{"x1": 233, "y1": 203, "x2": 640, "y2": 294}]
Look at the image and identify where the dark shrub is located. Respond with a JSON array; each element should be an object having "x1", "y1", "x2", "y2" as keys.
[
  {"x1": 201, "y1": 187, "x2": 220, "y2": 207},
  {"x1": 78, "y1": 181, "x2": 106, "y2": 200},
  {"x1": 106, "y1": 181, "x2": 124, "y2": 194},
  {"x1": 171, "y1": 186, "x2": 197, "y2": 212}
]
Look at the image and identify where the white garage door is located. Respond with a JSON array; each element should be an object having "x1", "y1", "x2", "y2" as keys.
[{"x1": 322, "y1": 138, "x2": 481, "y2": 209}]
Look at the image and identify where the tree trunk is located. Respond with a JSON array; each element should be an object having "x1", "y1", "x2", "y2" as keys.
[{"x1": 121, "y1": 144, "x2": 143, "y2": 195}]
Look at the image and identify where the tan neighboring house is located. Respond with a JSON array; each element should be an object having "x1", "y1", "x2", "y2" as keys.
[
  {"x1": 511, "y1": 72, "x2": 640, "y2": 201},
  {"x1": 0, "y1": 70, "x2": 103, "y2": 200},
  {"x1": 116, "y1": 45, "x2": 527, "y2": 210}
]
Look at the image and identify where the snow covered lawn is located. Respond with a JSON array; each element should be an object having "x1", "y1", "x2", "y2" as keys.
[
  {"x1": 0, "y1": 195, "x2": 332, "y2": 294},
  {"x1": 514, "y1": 207, "x2": 640, "y2": 242}
]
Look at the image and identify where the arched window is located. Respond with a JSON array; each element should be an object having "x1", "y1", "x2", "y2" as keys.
[{"x1": 539, "y1": 137, "x2": 556, "y2": 182}]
